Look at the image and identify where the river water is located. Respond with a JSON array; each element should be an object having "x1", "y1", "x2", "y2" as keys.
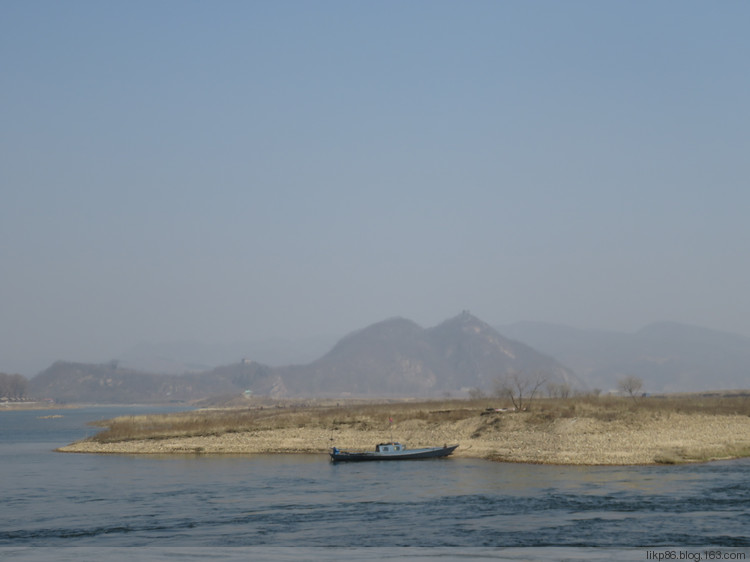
[{"x1": 1, "y1": 406, "x2": 748, "y2": 561}]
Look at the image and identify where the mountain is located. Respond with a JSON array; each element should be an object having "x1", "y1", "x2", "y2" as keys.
[
  {"x1": 27, "y1": 316, "x2": 750, "y2": 402},
  {"x1": 28, "y1": 360, "x2": 285, "y2": 403},
  {"x1": 278, "y1": 312, "x2": 583, "y2": 396},
  {"x1": 496, "y1": 321, "x2": 750, "y2": 393},
  {"x1": 117, "y1": 336, "x2": 337, "y2": 374},
  {"x1": 28, "y1": 313, "x2": 581, "y2": 402}
]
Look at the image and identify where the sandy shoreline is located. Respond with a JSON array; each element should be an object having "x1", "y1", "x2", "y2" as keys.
[{"x1": 58, "y1": 411, "x2": 750, "y2": 465}]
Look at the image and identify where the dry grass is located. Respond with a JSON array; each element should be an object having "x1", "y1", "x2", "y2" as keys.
[
  {"x1": 87, "y1": 393, "x2": 750, "y2": 444},
  {"x1": 88, "y1": 398, "x2": 477, "y2": 443},
  {"x1": 61, "y1": 392, "x2": 750, "y2": 464}
]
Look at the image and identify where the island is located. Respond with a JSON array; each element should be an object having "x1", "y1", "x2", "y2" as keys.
[{"x1": 58, "y1": 394, "x2": 750, "y2": 465}]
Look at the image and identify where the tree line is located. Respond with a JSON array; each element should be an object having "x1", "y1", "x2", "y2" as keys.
[
  {"x1": 0, "y1": 373, "x2": 28, "y2": 399},
  {"x1": 468, "y1": 371, "x2": 646, "y2": 410}
]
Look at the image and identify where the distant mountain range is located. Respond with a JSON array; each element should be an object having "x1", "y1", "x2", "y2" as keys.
[
  {"x1": 117, "y1": 335, "x2": 337, "y2": 374},
  {"x1": 26, "y1": 314, "x2": 750, "y2": 403},
  {"x1": 274, "y1": 313, "x2": 582, "y2": 396},
  {"x1": 28, "y1": 359, "x2": 285, "y2": 404},
  {"x1": 28, "y1": 312, "x2": 579, "y2": 403},
  {"x1": 496, "y1": 321, "x2": 750, "y2": 393}
]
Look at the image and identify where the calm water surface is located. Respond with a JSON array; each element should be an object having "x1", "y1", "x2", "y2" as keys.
[{"x1": 1, "y1": 407, "x2": 748, "y2": 561}]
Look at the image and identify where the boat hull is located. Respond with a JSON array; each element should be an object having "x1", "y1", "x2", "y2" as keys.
[{"x1": 329, "y1": 444, "x2": 458, "y2": 462}]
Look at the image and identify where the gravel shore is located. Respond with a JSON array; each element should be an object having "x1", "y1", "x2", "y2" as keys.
[{"x1": 58, "y1": 411, "x2": 750, "y2": 465}]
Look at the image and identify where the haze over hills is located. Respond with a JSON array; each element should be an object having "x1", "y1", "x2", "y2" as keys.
[
  {"x1": 28, "y1": 360, "x2": 285, "y2": 404},
  {"x1": 277, "y1": 312, "x2": 582, "y2": 396},
  {"x1": 27, "y1": 312, "x2": 580, "y2": 403},
  {"x1": 497, "y1": 321, "x2": 750, "y2": 393},
  {"x1": 23, "y1": 313, "x2": 750, "y2": 403},
  {"x1": 117, "y1": 335, "x2": 338, "y2": 374}
]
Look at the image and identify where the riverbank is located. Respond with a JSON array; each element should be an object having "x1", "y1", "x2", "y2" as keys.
[
  {"x1": 1, "y1": 401, "x2": 80, "y2": 411},
  {"x1": 58, "y1": 396, "x2": 750, "y2": 465}
]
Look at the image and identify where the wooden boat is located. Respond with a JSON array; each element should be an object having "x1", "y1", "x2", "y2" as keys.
[{"x1": 329, "y1": 441, "x2": 458, "y2": 462}]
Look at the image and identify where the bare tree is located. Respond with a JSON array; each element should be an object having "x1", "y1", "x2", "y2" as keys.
[
  {"x1": 617, "y1": 375, "x2": 644, "y2": 402},
  {"x1": 493, "y1": 371, "x2": 547, "y2": 411},
  {"x1": 546, "y1": 381, "x2": 572, "y2": 399},
  {"x1": 0, "y1": 373, "x2": 28, "y2": 399},
  {"x1": 467, "y1": 387, "x2": 485, "y2": 400}
]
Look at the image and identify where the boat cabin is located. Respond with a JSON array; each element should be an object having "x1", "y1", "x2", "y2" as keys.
[{"x1": 375, "y1": 442, "x2": 404, "y2": 453}]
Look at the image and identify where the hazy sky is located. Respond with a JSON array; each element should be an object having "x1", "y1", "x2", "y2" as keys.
[{"x1": 3, "y1": 1, "x2": 749, "y2": 376}]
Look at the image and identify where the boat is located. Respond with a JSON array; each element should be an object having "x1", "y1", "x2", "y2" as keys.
[{"x1": 329, "y1": 442, "x2": 458, "y2": 462}]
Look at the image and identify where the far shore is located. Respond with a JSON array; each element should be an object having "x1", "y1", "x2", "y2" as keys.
[
  {"x1": 0, "y1": 401, "x2": 193, "y2": 411},
  {"x1": 56, "y1": 396, "x2": 750, "y2": 465},
  {"x1": 1, "y1": 401, "x2": 82, "y2": 411}
]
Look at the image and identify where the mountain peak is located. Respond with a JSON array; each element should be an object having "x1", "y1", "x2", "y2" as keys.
[
  {"x1": 434, "y1": 310, "x2": 496, "y2": 337},
  {"x1": 281, "y1": 312, "x2": 583, "y2": 397},
  {"x1": 454, "y1": 310, "x2": 480, "y2": 322},
  {"x1": 337, "y1": 316, "x2": 422, "y2": 342},
  {"x1": 440, "y1": 310, "x2": 482, "y2": 326}
]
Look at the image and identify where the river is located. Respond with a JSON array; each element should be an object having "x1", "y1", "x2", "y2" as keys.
[{"x1": 1, "y1": 406, "x2": 748, "y2": 561}]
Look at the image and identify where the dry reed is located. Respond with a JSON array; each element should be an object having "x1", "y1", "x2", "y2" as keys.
[{"x1": 86, "y1": 393, "x2": 750, "y2": 444}]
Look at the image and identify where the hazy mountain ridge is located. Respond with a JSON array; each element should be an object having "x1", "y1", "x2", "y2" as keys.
[
  {"x1": 26, "y1": 315, "x2": 750, "y2": 403},
  {"x1": 496, "y1": 321, "x2": 750, "y2": 393},
  {"x1": 28, "y1": 313, "x2": 580, "y2": 402},
  {"x1": 28, "y1": 360, "x2": 284, "y2": 403},
  {"x1": 117, "y1": 336, "x2": 337, "y2": 374},
  {"x1": 280, "y1": 317, "x2": 434, "y2": 395},
  {"x1": 276, "y1": 313, "x2": 582, "y2": 397},
  {"x1": 428, "y1": 314, "x2": 581, "y2": 390}
]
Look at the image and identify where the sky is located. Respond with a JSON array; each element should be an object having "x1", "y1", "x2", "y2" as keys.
[{"x1": 2, "y1": 1, "x2": 750, "y2": 376}]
